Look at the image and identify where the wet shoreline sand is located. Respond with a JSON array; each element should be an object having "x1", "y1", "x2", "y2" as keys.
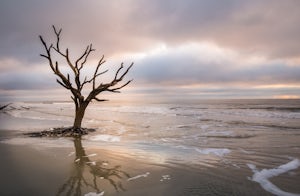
[
  {"x1": 0, "y1": 130, "x2": 278, "y2": 196},
  {"x1": 1, "y1": 100, "x2": 300, "y2": 195}
]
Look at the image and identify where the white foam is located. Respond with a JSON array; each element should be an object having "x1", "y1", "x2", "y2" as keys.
[
  {"x1": 84, "y1": 191, "x2": 104, "y2": 196},
  {"x1": 247, "y1": 159, "x2": 300, "y2": 196},
  {"x1": 6, "y1": 109, "x2": 69, "y2": 121},
  {"x1": 160, "y1": 174, "x2": 171, "y2": 182},
  {"x1": 83, "y1": 153, "x2": 97, "y2": 157},
  {"x1": 204, "y1": 130, "x2": 233, "y2": 137},
  {"x1": 195, "y1": 148, "x2": 231, "y2": 157},
  {"x1": 175, "y1": 145, "x2": 190, "y2": 150},
  {"x1": 116, "y1": 127, "x2": 127, "y2": 135},
  {"x1": 161, "y1": 138, "x2": 169, "y2": 142},
  {"x1": 87, "y1": 119, "x2": 97, "y2": 123},
  {"x1": 89, "y1": 134, "x2": 121, "y2": 142},
  {"x1": 86, "y1": 161, "x2": 96, "y2": 166},
  {"x1": 127, "y1": 172, "x2": 150, "y2": 181},
  {"x1": 99, "y1": 105, "x2": 171, "y2": 115}
]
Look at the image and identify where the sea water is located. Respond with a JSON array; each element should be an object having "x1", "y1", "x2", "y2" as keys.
[{"x1": 1, "y1": 99, "x2": 300, "y2": 195}]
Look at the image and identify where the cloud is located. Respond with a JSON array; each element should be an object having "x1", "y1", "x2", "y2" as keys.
[
  {"x1": 133, "y1": 43, "x2": 300, "y2": 86},
  {"x1": 119, "y1": 0, "x2": 300, "y2": 59},
  {"x1": 0, "y1": 60, "x2": 56, "y2": 90},
  {"x1": 1, "y1": 0, "x2": 300, "y2": 61},
  {"x1": 0, "y1": 0, "x2": 300, "y2": 99}
]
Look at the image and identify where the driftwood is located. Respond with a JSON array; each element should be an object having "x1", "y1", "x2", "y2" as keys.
[{"x1": 0, "y1": 103, "x2": 11, "y2": 111}]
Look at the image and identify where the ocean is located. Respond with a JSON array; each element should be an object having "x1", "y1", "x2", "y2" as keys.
[{"x1": 0, "y1": 99, "x2": 300, "y2": 195}]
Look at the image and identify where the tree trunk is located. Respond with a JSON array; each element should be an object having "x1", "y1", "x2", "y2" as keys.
[{"x1": 73, "y1": 103, "x2": 88, "y2": 130}]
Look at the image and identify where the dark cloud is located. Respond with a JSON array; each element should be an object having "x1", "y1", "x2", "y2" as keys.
[
  {"x1": 127, "y1": 0, "x2": 300, "y2": 59},
  {"x1": 1, "y1": 0, "x2": 299, "y2": 61}
]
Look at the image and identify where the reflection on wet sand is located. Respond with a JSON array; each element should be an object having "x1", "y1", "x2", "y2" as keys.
[{"x1": 57, "y1": 138, "x2": 130, "y2": 196}]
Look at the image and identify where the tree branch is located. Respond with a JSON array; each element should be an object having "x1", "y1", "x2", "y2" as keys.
[
  {"x1": 114, "y1": 63, "x2": 124, "y2": 81},
  {"x1": 86, "y1": 63, "x2": 133, "y2": 102},
  {"x1": 39, "y1": 35, "x2": 55, "y2": 72},
  {"x1": 75, "y1": 44, "x2": 95, "y2": 71},
  {"x1": 93, "y1": 97, "x2": 109, "y2": 102},
  {"x1": 107, "y1": 79, "x2": 133, "y2": 93},
  {"x1": 112, "y1": 62, "x2": 134, "y2": 84},
  {"x1": 40, "y1": 26, "x2": 133, "y2": 118},
  {"x1": 93, "y1": 55, "x2": 106, "y2": 90},
  {"x1": 52, "y1": 25, "x2": 62, "y2": 52},
  {"x1": 56, "y1": 79, "x2": 70, "y2": 89},
  {"x1": 80, "y1": 69, "x2": 108, "y2": 90}
]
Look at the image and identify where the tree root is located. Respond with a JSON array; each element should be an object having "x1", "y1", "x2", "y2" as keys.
[{"x1": 24, "y1": 127, "x2": 96, "y2": 138}]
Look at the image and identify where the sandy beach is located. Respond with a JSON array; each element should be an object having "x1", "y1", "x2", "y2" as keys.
[
  {"x1": 0, "y1": 133, "x2": 272, "y2": 196},
  {"x1": 1, "y1": 100, "x2": 300, "y2": 196}
]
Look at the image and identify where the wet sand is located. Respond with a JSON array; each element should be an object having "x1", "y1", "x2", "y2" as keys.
[
  {"x1": 0, "y1": 131, "x2": 274, "y2": 196},
  {"x1": 1, "y1": 101, "x2": 300, "y2": 195}
]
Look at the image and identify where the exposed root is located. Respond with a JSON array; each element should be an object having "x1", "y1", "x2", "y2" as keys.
[{"x1": 24, "y1": 127, "x2": 96, "y2": 137}]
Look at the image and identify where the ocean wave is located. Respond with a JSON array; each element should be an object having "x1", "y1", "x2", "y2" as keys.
[
  {"x1": 175, "y1": 113, "x2": 202, "y2": 118},
  {"x1": 227, "y1": 120, "x2": 300, "y2": 130},
  {"x1": 200, "y1": 118, "x2": 222, "y2": 122},
  {"x1": 89, "y1": 134, "x2": 121, "y2": 142},
  {"x1": 93, "y1": 105, "x2": 173, "y2": 115},
  {"x1": 174, "y1": 145, "x2": 231, "y2": 157},
  {"x1": 205, "y1": 134, "x2": 256, "y2": 139},
  {"x1": 238, "y1": 107, "x2": 300, "y2": 112},
  {"x1": 195, "y1": 148, "x2": 231, "y2": 157},
  {"x1": 5, "y1": 105, "x2": 73, "y2": 122},
  {"x1": 201, "y1": 130, "x2": 256, "y2": 139},
  {"x1": 175, "y1": 124, "x2": 197, "y2": 129},
  {"x1": 260, "y1": 124, "x2": 300, "y2": 130}
]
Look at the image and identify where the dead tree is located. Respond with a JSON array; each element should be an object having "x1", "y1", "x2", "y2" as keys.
[{"x1": 39, "y1": 26, "x2": 133, "y2": 133}]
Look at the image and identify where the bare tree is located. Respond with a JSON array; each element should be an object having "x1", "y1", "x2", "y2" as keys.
[{"x1": 39, "y1": 26, "x2": 133, "y2": 134}]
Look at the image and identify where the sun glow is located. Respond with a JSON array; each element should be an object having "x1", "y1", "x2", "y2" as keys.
[
  {"x1": 273, "y1": 95, "x2": 300, "y2": 99},
  {"x1": 255, "y1": 84, "x2": 300, "y2": 89}
]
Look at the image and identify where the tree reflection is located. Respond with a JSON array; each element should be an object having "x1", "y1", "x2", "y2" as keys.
[{"x1": 57, "y1": 138, "x2": 130, "y2": 196}]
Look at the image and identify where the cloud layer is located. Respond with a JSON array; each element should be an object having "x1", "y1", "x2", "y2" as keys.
[
  {"x1": 0, "y1": 0, "x2": 300, "y2": 100},
  {"x1": 133, "y1": 43, "x2": 300, "y2": 86}
]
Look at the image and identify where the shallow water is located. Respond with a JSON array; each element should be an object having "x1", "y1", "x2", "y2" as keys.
[{"x1": 1, "y1": 99, "x2": 300, "y2": 195}]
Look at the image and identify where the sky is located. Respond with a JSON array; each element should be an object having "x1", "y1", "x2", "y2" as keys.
[{"x1": 0, "y1": 0, "x2": 300, "y2": 102}]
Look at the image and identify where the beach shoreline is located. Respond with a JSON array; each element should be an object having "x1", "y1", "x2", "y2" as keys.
[
  {"x1": 1, "y1": 100, "x2": 300, "y2": 195},
  {"x1": 0, "y1": 134, "x2": 274, "y2": 196}
]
